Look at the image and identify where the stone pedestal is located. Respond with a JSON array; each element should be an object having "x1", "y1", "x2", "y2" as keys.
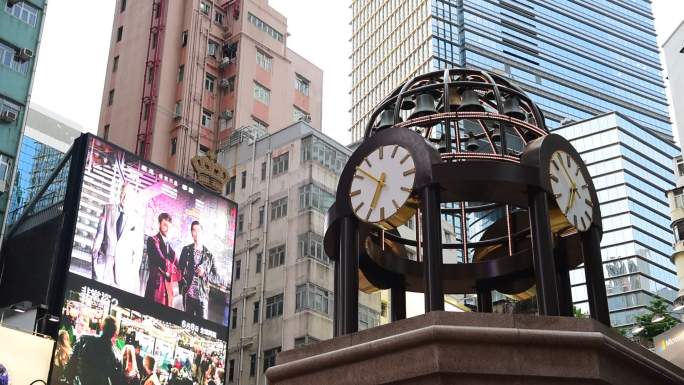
[{"x1": 266, "y1": 312, "x2": 684, "y2": 385}]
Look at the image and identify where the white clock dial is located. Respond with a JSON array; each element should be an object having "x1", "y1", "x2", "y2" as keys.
[
  {"x1": 349, "y1": 145, "x2": 416, "y2": 224},
  {"x1": 549, "y1": 150, "x2": 594, "y2": 232}
]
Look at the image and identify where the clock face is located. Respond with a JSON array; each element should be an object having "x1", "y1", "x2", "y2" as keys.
[
  {"x1": 549, "y1": 150, "x2": 594, "y2": 232},
  {"x1": 349, "y1": 145, "x2": 416, "y2": 224}
]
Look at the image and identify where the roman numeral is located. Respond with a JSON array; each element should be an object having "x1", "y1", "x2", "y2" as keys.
[
  {"x1": 575, "y1": 167, "x2": 580, "y2": 177},
  {"x1": 554, "y1": 193, "x2": 562, "y2": 198},
  {"x1": 354, "y1": 174, "x2": 364, "y2": 179},
  {"x1": 567, "y1": 154, "x2": 571, "y2": 167}
]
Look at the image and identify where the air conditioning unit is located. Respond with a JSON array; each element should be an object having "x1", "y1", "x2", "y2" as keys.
[
  {"x1": 0, "y1": 110, "x2": 18, "y2": 123},
  {"x1": 16, "y1": 48, "x2": 33, "y2": 62},
  {"x1": 219, "y1": 78, "x2": 231, "y2": 89},
  {"x1": 221, "y1": 110, "x2": 233, "y2": 120},
  {"x1": 7, "y1": 0, "x2": 19, "y2": 6},
  {"x1": 0, "y1": 180, "x2": 7, "y2": 193}
]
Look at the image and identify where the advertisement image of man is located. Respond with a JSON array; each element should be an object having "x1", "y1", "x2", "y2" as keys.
[
  {"x1": 91, "y1": 183, "x2": 139, "y2": 287},
  {"x1": 179, "y1": 221, "x2": 221, "y2": 319},
  {"x1": 67, "y1": 316, "x2": 121, "y2": 385},
  {"x1": 145, "y1": 213, "x2": 176, "y2": 305}
]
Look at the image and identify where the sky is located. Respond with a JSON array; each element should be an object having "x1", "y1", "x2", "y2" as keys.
[{"x1": 30, "y1": 1, "x2": 684, "y2": 146}]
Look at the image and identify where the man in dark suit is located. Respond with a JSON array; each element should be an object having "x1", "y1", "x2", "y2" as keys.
[
  {"x1": 68, "y1": 316, "x2": 120, "y2": 385},
  {"x1": 145, "y1": 213, "x2": 176, "y2": 305},
  {"x1": 178, "y1": 221, "x2": 221, "y2": 319},
  {"x1": 91, "y1": 183, "x2": 137, "y2": 286}
]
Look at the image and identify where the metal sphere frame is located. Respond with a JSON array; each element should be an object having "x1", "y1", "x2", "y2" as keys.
[{"x1": 326, "y1": 68, "x2": 610, "y2": 336}]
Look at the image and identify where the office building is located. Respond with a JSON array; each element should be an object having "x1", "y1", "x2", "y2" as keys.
[
  {"x1": 350, "y1": 1, "x2": 678, "y2": 327},
  {"x1": 553, "y1": 113, "x2": 679, "y2": 327},
  {"x1": 663, "y1": 20, "x2": 684, "y2": 150},
  {"x1": 5, "y1": 104, "x2": 88, "y2": 225},
  {"x1": 666, "y1": 154, "x2": 684, "y2": 307},
  {"x1": 218, "y1": 122, "x2": 382, "y2": 385},
  {"x1": 0, "y1": 0, "x2": 47, "y2": 240},
  {"x1": 98, "y1": 0, "x2": 322, "y2": 179}
]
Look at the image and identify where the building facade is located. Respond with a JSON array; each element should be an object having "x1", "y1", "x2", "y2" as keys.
[
  {"x1": 554, "y1": 113, "x2": 679, "y2": 327},
  {"x1": 0, "y1": 0, "x2": 47, "y2": 240},
  {"x1": 5, "y1": 104, "x2": 87, "y2": 226},
  {"x1": 663, "y1": 20, "x2": 684, "y2": 147},
  {"x1": 350, "y1": 0, "x2": 670, "y2": 142},
  {"x1": 98, "y1": 0, "x2": 322, "y2": 179},
  {"x1": 666, "y1": 155, "x2": 684, "y2": 307},
  {"x1": 350, "y1": 0, "x2": 678, "y2": 327},
  {"x1": 218, "y1": 122, "x2": 382, "y2": 385}
]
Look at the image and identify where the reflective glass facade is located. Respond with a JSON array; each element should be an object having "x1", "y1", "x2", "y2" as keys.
[{"x1": 555, "y1": 113, "x2": 679, "y2": 327}]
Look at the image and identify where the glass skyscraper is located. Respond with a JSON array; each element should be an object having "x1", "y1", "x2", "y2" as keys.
[{"x1": 350, "y1": 0, "x2": 678, "y2": 327}]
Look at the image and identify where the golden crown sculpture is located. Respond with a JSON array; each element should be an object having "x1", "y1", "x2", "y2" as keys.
[{"x1": 191, "y1": 150, "x2": 229, "y2": 193}]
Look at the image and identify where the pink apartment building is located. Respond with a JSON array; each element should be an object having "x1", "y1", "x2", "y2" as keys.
[{"x1": 97, "y1": 0, "x2": 323, "y2": 178}]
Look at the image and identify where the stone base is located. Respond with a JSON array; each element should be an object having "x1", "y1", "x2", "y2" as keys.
[{"x1": 266, "y1": 312, "x2": 684, "y2": 385}]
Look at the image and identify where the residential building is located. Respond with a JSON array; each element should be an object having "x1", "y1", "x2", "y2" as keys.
[
  {"x1": 350, "y1": 0, "x2": 678, "y2": 328},
  {"x1": 5, "y1": 104, "x2": 88, "y2": 225},
  {"x1": 663, "y1": 20, "x2": 684, "y2": 148},
  {"x1": 350, "y1": 1, "x2": 670, "y2": 142},
  {"x1": 666, "y1": 155, "x2": 684, "y2": 306},
  {"x1": 98, "y1": 0, "x2": 322, "y2": 180},
  {"x1": 218, "y1": 122, "x2": 382, "y2": 385},
  {"x1": 555, "y1": 113, "x2": 679, "y2": 327},
  {"x1": 0, "y1": 0, "x2": 47, "y2": 241}
]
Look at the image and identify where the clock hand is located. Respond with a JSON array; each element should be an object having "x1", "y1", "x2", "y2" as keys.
[
  {"x1": 556, "y1": 154, "x2": 576, "y2": 189},
  {"x1": 355, "y1": 166, "x2": 381, "y2": 183},
  {"x1": 370, "y1": 172, "x2": 386, "y2": 209}
]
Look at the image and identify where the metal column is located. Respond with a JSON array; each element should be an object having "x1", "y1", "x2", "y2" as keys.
[
  {"x1": 582, "y1": 226, "x2": 610, "y2": 325},
  {"x1": 421, "y1": 184, "x2": 444, "y2": 312},
  {"x1": 528, "y1": 190, "x2": 561, "y2": 316},
  {"x1": 336, "y1": 216, "x2": 359, "y2": 335}
]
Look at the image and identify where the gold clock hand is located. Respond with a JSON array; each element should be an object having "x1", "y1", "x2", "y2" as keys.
[
  {"x1": 355, "y1": 166, "x2": 381, "y2": 183},
  {"x1": 370, "y1": 172, "x2": 386, "y2": 208},
  {"x1": 557, "y1": 154, "x2": 576, "y2": 189}
]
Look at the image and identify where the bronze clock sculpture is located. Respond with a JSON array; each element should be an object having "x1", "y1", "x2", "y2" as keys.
[{"x1": 325, "y1": 68, "x2": 609, "y2": 336}]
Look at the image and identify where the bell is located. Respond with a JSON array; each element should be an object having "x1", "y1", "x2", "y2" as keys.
[
  {"x1": 503, "y1": 96, "x2": 526, "y2": 120},
  {"x1": 457, "y1": 89, "x2": 485, "y2": 112},
  {"x1": 400, "y1": 97, "x2": 416, "y2": 110},
  {"x1": 376, "y1": 108, "x2": 397, "y2": 129},
  {"x1": 523, "y1": 129, "x2": 537, "y2": 141},
  {"x1": 490, "y1": 128, "x2": 501, "y2": 142},
  {"x1": 466, "y1": 132, "x2": 479, "y2": 151},
  {"x1": 408, "y1": 93, "x2": 438, "y2": 119}
]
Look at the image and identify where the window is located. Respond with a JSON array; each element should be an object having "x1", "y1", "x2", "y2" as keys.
[
  {"x1": 225, "y1": 76, "x2": 235, "y2": 92},
  {"x1": 263, "y1": 347, "x2": 281, "y2": 372},
  {"x1": 260, "y1": 162, "x2": 267, "y2": 180},
  {"x1": 675, "y1": 192, "x2": 684, "y2": 209},
  {"x1": 112, "y1": 56, "x2": 119, "y2": 72},
  {"x1": 234, "y1": 260, "x2": 241, "y2": 280},
  {"x1": 249, "y1": 353, "x2": 257, "y2": 377},
  {"x1": 0, "y1": 155, "x2": 11, "y2": 184},
  {"x1": 677, "y1": 157, "x2": 684, "y2": 177},
  {"x1": 241, "y1": 170, "x2": 247, "y2": 189},
  {"x1": 228, "y1": 359, "x2": 235, "y2": 381},
  {"x1": 270, "y1": 197, "x2": 288, "y2": 220},
  {"x1": 226, "y1": 176, "x2": 236, "y2": 194},
  {"x1": 200, "y1": 1, "x2": 211, "y2": 15},
  {"x1": 5, "y1": 1, "x2": 38, "y2": 27},
  {"x1": 253, "y1": 118, "x2": 268, "y2": 132},
  {"x1": 675, "y1": 221, "x2": 684, "y2": 243},
  {"x1": 253, "y1": 301, "x2": 260, "y2": 323},
  {"x1": 293, "y1": 106, "x2": 308, "y2": 121},
  {"x1": 0, "y1": 43, "x2": 29, "y2": 74},
  {"x1": 181, "y1": 30, "x2": 188, "y2": 47},
  {"x1": 103, "y1": 125, "x2": 110, "y2": 140},
  {"x1": 296, "y1": 283, "x2": 332, "y2": 316},
  {"x1": 108, "y1": 89, "x2": 115, "y2": 106},
  {"x1": 214, "y1": 11, "x2": 224, "y2": 25},
  {"x1": 255, "y1": 252, "x2": 262, "y2": 273},
  {"x1": 272, "y1": 153, "x2": 288, "y2": 176},
  {"x1": 151, "y1": 31, "x2": 158, "y2": 49},
  {"x1": 207, "y1": 40, "x2": 218, "y2": 57},
  {"x1": 247, "y1": 13, "x2": 284, "y2": 42},
  {"x1": 171, "y1": 137, "x2": 177, "y2": 155},
  {"x1": 299, "y1": 184, "x2": 335, "y2": 213},
  {"x1": 116, "y1": 26, "x2": 123, "y2": 42},
  {"x1": 256, "y1": 50, "x2": 272, "y2": 71},
  {"x1": 294, "y1": 336, "x2": 320, "y2": 348},
  {"x1": 237, "y1": 214, "x2": 244, "y2": 233},
  {"x1": 120, "y1": 0, "x2": 127, "y2": 12},
  {"x1": 268, "y1": 245, "x2": 285, "y2": 268},
  {"x1": 265, "y1": 294, "x2": 283, "y2": 319},
  {"x1": 174, "y1": 100, "x2": 182, "y2": 117},
  {"x1": 300, "y1": 135, "x2": 348, "y2": 173},
  {"x1": 254, "y1": 82, "x2": 270, "y2": 104},
  {"x1": 358, "y1": 304, "x2": 380, "y2": 330},
  {"x1": 258, "y1": 206, "x2": 265, "y2": 227},
  {"x1": 201, "y1": 110, "x2": 213, "y2": 127},
  {"x1": 295, "y1": 74, "x2": 310, "y2": 96},
  {"x1": 231, "y1": 308, "x2": 237, "y2": 330},
  {"x1": 177, "y1": 65, "x2": 184, "y2": 82},
  {"x1": 205, "y1": 73, "x2": 215, "y2": 92},
  {"x1": 143, "y1": 103, "x2": 150, "y2": 120},
  {"x1": 298, "y1": 232, "x2": 329, "y2": 264}
]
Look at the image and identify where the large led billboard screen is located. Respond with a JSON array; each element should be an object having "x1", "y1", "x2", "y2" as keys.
[{"x1": 49, "y1": 137, "x2": 236, "y2": 385}]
